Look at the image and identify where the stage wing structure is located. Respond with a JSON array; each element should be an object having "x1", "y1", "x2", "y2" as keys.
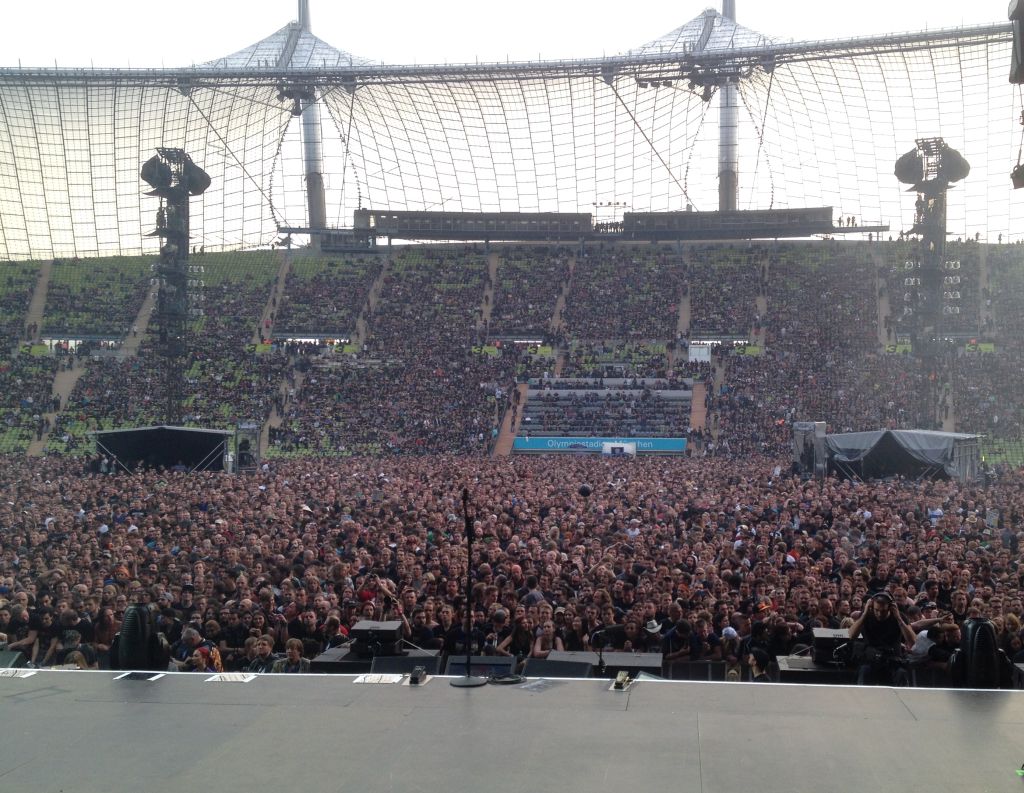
[{"x1": 0, "y1": 11, "x2": 1015, "y2": 259}]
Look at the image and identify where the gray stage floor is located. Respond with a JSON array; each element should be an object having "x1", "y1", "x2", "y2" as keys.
[{"x1": 1, "y1": 670, "x2": 1023, "y2": 792}]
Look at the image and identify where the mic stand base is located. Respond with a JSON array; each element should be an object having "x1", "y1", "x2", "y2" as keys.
[{"x1": 450, "y1": 676, "x2": 488, "y2": 688}]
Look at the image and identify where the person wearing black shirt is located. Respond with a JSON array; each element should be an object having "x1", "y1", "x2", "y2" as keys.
[
  {"x1": 849, "y1": 591, "x2": 915, "y2": 685},
  {"x1": 748, "y1": 647, "x2": 772, "y2": 682},
  {"x1": 26, "y1": 608, "x2": 60, "y2": 666},
  {"x1": 247, "y1": 635, "x2": 279, "y2": 673}
]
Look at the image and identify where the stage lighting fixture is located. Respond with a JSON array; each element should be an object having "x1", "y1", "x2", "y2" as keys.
[
  {"x1": 140, "y1": 155, "x2": 172, "y2": 190},
  {"x1": 1012, "y1": 163, "x2": 1024, "y2": 189},
  {"x1": 895, "y1": 140, "x2": 969, "y2": 193},
  {"x1": 894, "y1": 149, "x2": 923, "y2": 187},
  {"x1": 182, "y1": 159, "x2": 211, "y2": 196}
]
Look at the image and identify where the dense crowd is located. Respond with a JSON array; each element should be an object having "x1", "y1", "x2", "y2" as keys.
[
  {"x1": 271, "y1": 352, "x2": 516, "y2": 456},
  {"x1": 708, "y1": 246, "x2": 938, "y2": 457},
  {"x1": 687, "y1": 245, "x2": 763, "y2": 338},
  {"x1": 561, "y1": 248, "x2": 683, "y2": 340},
  {"x1": 0, "y1": 355, "x2": 59, "y2": 451},
  {"x1": 523, "y1": 388, "x2": 691, "y2": 437},
  {"x1": 488, "y1": 248, "x2": 569, "y2": 338},
  {"x1": 275, "y1": 256, "x2": 381, "y2": 338},
  {"x1": 365, "y1": 249, "x2": 488, "y2": 354},
  {"x1": 3, "y1": 240, "x2": 1024, "y2": 685},
  {"x1": 2, "y1": 454, "x2": 1024, "y2": 681},
  {"x1": 0, "y1": 263, "x2": 39, "y2": 350},
  {"x1": 43, "y1": 257, "x2": 150, "y2": 338},
  {"x1": 55, "y1": 258, "x2": 290, "y2": 448},
  {"x1": 952, "y1": 352, "x2": 1024, "y2": 439}
]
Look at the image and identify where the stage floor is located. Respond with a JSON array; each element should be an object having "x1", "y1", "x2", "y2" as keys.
[{"x1": 1, "y1": 670, "x2": 1022, "y2": 792}]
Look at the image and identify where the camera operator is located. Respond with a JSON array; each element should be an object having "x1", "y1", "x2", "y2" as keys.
[{"x1": 849, "y1": 591, "x2": 916, "y2": 686}]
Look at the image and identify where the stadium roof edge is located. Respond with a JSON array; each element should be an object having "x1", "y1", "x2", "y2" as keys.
[{"x1": 0, "y1": 22, "x2": 1010, "y2": 85}]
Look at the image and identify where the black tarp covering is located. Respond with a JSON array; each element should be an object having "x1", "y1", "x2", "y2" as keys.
[
  {"x1": 90, "y1": 426, "x2": 231, "y2": 472},
  {"x1": 825, "y1": 429, "x2": 980, "y2": 481}
]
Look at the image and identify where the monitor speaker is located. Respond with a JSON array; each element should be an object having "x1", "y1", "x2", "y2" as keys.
[
  {"x1": 522, "y1": 658, "x2": 593, "y2": 678},
  {"x1": 0, "y1": 650, "x2": 28, "y2": 668},
  {"x1": 370, "y1": 654, "x2": 442, "y2": 675}
]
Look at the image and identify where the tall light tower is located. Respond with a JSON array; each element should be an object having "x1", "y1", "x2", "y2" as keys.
[
  {"x1": 141, "y1": 149, "x2": 211, "y2": 425},
  {"x1": 718, "y1": 0, "x2": 739, "y2": 212},
  {"x1": 298, "y1": 0, "x2": 327, "y2": 238},
  {"x1": 894, "y1": 138, "x2": 970, "y2": 358}
]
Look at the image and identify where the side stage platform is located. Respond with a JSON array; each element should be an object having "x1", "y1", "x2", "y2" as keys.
[{"x1": 2, "y1": 670, "x2": 1023, "y2": 792}]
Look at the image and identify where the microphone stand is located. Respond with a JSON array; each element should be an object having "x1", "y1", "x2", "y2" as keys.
[
  {"x1": 592, "y1": 630, "x2": 607, "y2": 677},
  {"x1": 451, "y1": 488, "x2": 487, "y2": 688}
]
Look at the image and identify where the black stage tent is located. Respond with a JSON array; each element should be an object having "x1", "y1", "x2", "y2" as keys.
[
  {"x1": 89, "y1": 426, "x2": 232, "y2": 472},
  {"x1": 825, "y1": 429, "x2": 980, "y2": 481}
]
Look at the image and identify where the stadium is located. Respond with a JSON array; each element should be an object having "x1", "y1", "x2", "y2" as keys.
[{"x1": 1, "y1": 2, "x2": 1024, "y2": 790}]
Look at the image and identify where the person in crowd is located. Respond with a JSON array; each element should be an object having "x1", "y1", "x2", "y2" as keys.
[
  {"x1": 271, "y1": 638, "x2": 311, "y2": 673},
  {"x1": 530, "y1": 620, "x2": 564, "y2": 659},
  {"x1": 748, "y1": 648, "x2": 773, "y2": 682},
  {"x1": 849, "y1": 591, "x2": 916, "y2": 686},
  {"x1": 247, "y1": 635, "x2": 279, "y2": 674}
]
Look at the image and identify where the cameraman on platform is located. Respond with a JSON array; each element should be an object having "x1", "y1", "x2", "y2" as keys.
[{"x1": 849, "y1": 591, "x2": 916, "y2": 686}]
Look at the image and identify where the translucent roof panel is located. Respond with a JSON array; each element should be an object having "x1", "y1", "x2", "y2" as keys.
[
  {"x1": 628, "y1": 9, "x2": 773, "y2": 56},
  {"x1": 0, "y1": 24, "x2": 1016, "y2": 260},
  {"x1": 202, "y1": 23, "x2": 376, "y2": 70}
]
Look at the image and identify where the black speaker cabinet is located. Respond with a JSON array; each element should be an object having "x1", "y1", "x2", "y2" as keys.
[
  {"x1": 370, "y1": 652, "x2": 442, "y2": 675},
  {"x1": 522, "y1": 658, "x2": 594, "y2": 678},
  {"x1": 0, "y1": 650, "x2": 28, "y2": 669}
]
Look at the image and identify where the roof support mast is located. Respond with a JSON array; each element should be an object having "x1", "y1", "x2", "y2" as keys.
[
  {"x1": 719, "y1": 0, "x2": 739, "y2": 211},
  {"x1": 298, "y1": 0, "x2": 327, "y2": 240}
]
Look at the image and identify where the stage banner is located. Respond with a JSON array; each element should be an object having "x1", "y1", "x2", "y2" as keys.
[{"x1": 513, "y1": 437, "x2": 687, "y2": 453}]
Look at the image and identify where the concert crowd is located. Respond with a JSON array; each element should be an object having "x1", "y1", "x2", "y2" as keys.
[{"x1": 0, "y1": 453, "x2": 1021, "y2": 681}]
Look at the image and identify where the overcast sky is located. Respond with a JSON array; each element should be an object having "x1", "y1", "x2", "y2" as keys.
[{"x1": 1, "y1": 1, "x2": 1007, "y2": 68}]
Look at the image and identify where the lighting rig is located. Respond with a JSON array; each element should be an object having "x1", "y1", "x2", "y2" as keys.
[
  {"x1": 141, "y1": 148, "x2": 211, "y2": 425},
  {"x1": 893, "y1": 137, "x2": 970, "y2": 362}
]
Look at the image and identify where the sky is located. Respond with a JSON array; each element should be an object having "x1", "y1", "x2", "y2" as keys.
[{"x1": 1, "y1": 1, "x2": 1008, "y2": 68}]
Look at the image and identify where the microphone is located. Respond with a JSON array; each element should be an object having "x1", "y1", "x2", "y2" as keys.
[{"x1": 579, "y1": 484, "x2": 592, "y2": 498}]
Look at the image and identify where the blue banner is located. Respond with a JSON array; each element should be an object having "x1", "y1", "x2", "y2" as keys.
[{"x1": 512, "y1": 437, "x2": 687, "y2": 454}]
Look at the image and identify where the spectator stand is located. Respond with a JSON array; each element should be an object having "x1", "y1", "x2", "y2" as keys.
[
  {"x1": 952, "y1": 247, "x2": 1024, "y2": 452},
  {"x1": 562, "y1": 247, "x2": 684, "y2": 341},
  {"x1": 488, "y1": 247, "x2": 570, "y2": 339},
  {"x1": 560, "y1": 340, "x2": 672, "y2": 380},
  {"x1": 517, "y1": 374, "x2": 694, "y2": 442},
  {"x1": 0, "y1": 261, "x2": 41, "y2": 352},
  {"x1": 686, "y1": 244, "x2": 763, "y2": 341},
  {"x1": 0, "y1": 353, "x2": 59, "y2": 453},
  {"x1": 49, "y1": 252, "x2": 287, "y2": 454},
  {"x1": 42, "y1": 257, "x2": 150, "y2": 339},
  {"x1": 268, "y1": 349, "x2": 518, "y2": 457},
  {"x1": 708, "y1": 243, "x2": 938, "y2": 458},
  {"x1": 269, "y1": 247, "x2": 518, "y2": 457},
  {"x1": 275, "y1": 254, "x2": 383, "y2": 343}
]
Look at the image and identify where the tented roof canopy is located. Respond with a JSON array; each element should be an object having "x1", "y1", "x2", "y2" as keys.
[
  {"x1": 90, "y1": 425, "x2": 232, "y2": 473},
  {"x1": 629, "y1": 9, "x2": 773, "y2": 57},
  {"x1": 202, "y1": 22, "x2": 375, "y2": 70},
  {"x1": 825, "y1": 429, "x2": 980, "y2": 481}
]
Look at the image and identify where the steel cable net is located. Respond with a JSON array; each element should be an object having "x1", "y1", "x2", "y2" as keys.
[
  {"x1": 0, "y1": 81, "x2": 291, "y2": 259},
  {"x1": 0, "y1": 23, "x2": 1018, "y2": 260}
]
